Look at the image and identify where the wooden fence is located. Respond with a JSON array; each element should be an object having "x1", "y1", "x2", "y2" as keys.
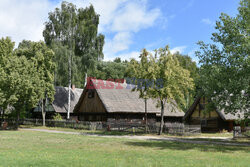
[
  {"x1": 21, "y1": 119, "x2": 105, "y2": 130},
  {"x1": 164, "y1": 122, "x2": 201, "y2": 135},
  {"x1": 1, "y1": 118, "x2": 201, "y2": 135}
]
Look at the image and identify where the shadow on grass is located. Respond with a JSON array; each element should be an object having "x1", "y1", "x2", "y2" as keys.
[
  {"x1": 88, "y1": 130, "x2": 144, "y2": 136},
  {"x1": 125, "y1": 140, "x2": 250, "y2": 153},
  {"x1": 179, "y1": 137, "x2": 250, "y2": 144}
]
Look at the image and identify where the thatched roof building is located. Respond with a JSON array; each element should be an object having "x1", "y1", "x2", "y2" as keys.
[
  {"x1": 74, "y1": 78, "x2": 184, "y2": 122},
  {"x1": 183, "y1": 96, "x2": 248, "y2": 132},
  {"x1": 33, "y1": 86, "x2": 83, "y2": 118},
  {"x1": 53, "y1": 86, "x2": 83, "y2": 114}
]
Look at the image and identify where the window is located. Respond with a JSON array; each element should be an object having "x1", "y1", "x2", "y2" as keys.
[{"x1": 88, "y1": 89, "x2": 95, "y2": 98}]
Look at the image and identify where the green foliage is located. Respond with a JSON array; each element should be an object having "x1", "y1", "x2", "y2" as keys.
[
  {"x1": 52, "y1": 113, "x2": 63, "y2": 121},
  {"x1": 174, "y1": 52, "x2": 199, "y2": 111},
  {"x1": 113, "y1": 57, "x2": 122, "y2": 63},
  {"x1": 174, "y1": 52, "x2": 199, "y2": 82},
  {"x1": 89, "y1": 60, "x2": 128, "y2": 80},
  {"x1": 0, "y1": 38, "x2": 39, "y2": 111},
  {"x1": 17, "y1": 40, "x2": 55, "y2": 101},
  {"x1": 196, "y1": 0, "x2": 250, "y2": 116},
  {"x1": 50, "y1": 42, "x2": 69, "y2": 87},
  {"x1": 148, "y1": 46, "x2": 194, "y2": 107},
  {"x1": 128, "y1": 46, "x2": 194, "y2": 106},
  {"x1": 0, "y1": 37, "x2": 14, "y2": 106},
  {"x1": 43, "y1": 1, "x2": 105, "y2": 88},
  {"x1": 127, "y1": 49, "x2": 153, "y2": 99},
  {"x1": 0, "y1": 38, "x2": 55, "y2": 122},
  {"x1": 128, "y1": 46, "x2": 194, "y2": 134}
]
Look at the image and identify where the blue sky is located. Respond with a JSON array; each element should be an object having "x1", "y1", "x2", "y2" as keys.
[{"x1": 0, "y1": 0, "x2": 240, "y2": 62}]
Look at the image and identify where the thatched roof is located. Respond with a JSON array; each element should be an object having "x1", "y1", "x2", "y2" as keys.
[
  {"x1": 34, "y1": 86, "x2": 83, "y2": 113},
  {"x1": 217, "y1": 109, "x2": 247, "y2": 121},
  {"x1": 52, "y1": 86, "x2": 83, "y2": 113},
  {"x1": 183, "y1": 96, "x2": 248, "y2": 121},
  {"x1": 74, "y1": 79, "x2": 184, "y2": 117}
]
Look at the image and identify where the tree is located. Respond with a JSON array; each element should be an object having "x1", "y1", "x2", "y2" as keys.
[
  {"x1": 0, "y1": 37, "x2": 13, "y2": 124},
  {"x1": 0, "y1": 38, "x2": 41, "y2": 127},
  {"x1": 89, "y1": 60, "x2": 128, "y2": 80},
  {"x1": 0, "y1": 38, "x2": 55, "y2": 128},
  {"x1": 43, "y1": 1, "x2": 105, "y2": 88},
  {"x1": 114, "y1": 57, "x2": 122, "y2": 63},
  {"x1": 196, "y1": 0, "x2": 250, "y2": 117},
  {"x1": 17, "y1": 40, "x2": 55, "y2": 126},
  {"x1": 148, "y1": 46, "x2": 194, "y2": 135},
  {"x1": 174, "y1": 52, "x2": 199, "y2": 111},
  {"x1": 127, "y1": 49, "x2": 154, "y2": 132},
  {"x1": 43, "y1": 1, "x2": 104, "y2": 119}
]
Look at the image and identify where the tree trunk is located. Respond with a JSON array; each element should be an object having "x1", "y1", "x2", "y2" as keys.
[
  {"x1": 158, "y1": 100, "x2": 164, "y2": 135},
  {"x1": 145, "y1": 98, "x2": 148, "y2": 133},
  {"x1": 2, "y1": 109, "x2": 4, "y2": 120},
  {"x1": 41, "y1": 99, "x2": 46, "y2": 126},
  {"x1": 67, "y1": 50, "x2": 71, "y2": 120}
]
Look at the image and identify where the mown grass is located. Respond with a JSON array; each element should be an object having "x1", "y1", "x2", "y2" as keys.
[
  {"x1": 19, "y1": 125, "x2": 250, "y2": 144},
  {"x1": 0, "y1": 130, "x2": 249, "y2": 167}
]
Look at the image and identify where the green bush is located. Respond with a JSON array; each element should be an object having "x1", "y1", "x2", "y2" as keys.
[{"x1": 52, "y1": 113, "x2": 63, "y2": 121}]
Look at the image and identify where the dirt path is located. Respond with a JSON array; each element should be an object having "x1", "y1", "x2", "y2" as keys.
[{"x1": 21, "y1": 128, "x2": 250, "y2": 147}]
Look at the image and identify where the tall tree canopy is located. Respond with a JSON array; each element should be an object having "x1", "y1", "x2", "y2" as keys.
[
  {"x1": 196, "y1": 0, "x2": 250, "y2": 116},
  {"x1": 127, "y1": 49, "x2": 156, "y2": 132},
  {"x1": 0, "y1": 38, "x2": 55, "y2": 126},
  {"x1": 17, "y1": 40, "x2": 55, "y2": 125},
  {"x1": 43, "y1": 1, "x2": 105, "y2": 88},
  {"x1": 174, "y1": 52, "x2": 199, "y2": 111},
  {"x1": 128, "y1": 46, "x2": 194, "y2": 135}
]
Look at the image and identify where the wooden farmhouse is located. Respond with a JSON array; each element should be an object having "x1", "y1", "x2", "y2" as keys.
[
  {"x1": 33, "y1": 86, "x2": 83, "y2": 119},
  {"x1": 73, "y1": 78, "x2": 184, "y2": 123},
  {"x1": 183, "y1": 96, "x2": 247, "y2": 132}
]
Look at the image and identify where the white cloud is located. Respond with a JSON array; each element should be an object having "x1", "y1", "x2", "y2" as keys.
[
  {"x1": 70, "y1": 0, "x2": 126, "y2": 33},
  {"x1": 111, "y1": 1, "x2": 161, "y2": 32},
  {"x1": 0, "y1": 0, "x2": 162, "y2": 60},
  {"x1": 170, "y1": 46, "x2": 187, "y2": 54},
  {"x1": 83, "y1": 0, "x2": 161, "y2": 59},
  {"x1": 0, "y1": 0, "x2": 56, "y2": 46},
  {"x1": 105, "y1": 51, "x2": 141, "y2": 61},
  {"x1": 73, "y1": 0, "x2": 161, "y2": 33},
  {"x1": 104, "y1": 32, "x2": 132, "y2": 57},
  {"x1": 201, "y1": 18, "x2": 215, "y2": 26}
]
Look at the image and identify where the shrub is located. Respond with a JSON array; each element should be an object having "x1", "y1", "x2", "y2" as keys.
[{"x1": 52, "y1": 113, "x2": 63, "y2": 121}]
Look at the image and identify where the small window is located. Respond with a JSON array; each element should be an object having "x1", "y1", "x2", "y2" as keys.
[{"x1": 88, "y1": 90, "x2": 95, "y2": 98}]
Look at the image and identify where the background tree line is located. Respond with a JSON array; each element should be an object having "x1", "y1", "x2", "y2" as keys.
[{"x1": 0, "y1": 0, "x2": 248, "y2": 129}]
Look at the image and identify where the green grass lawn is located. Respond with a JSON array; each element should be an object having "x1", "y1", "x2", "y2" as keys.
[
  {"x1": 0, "y1": 130, "x2": 249, "y2": 167},
  {"x1": 20, "y1": 125, "x2": 234, "y2": 138}
]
